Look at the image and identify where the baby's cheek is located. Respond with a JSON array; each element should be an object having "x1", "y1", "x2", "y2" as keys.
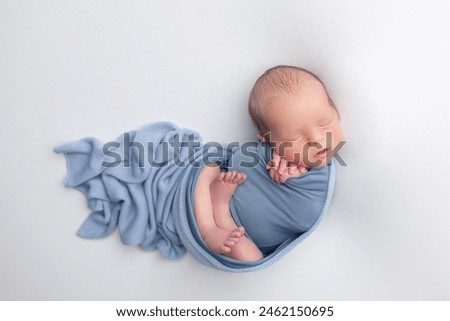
[
  {"x1": 273, "y1": 140, "x2": 305, "y2": 165},
  {"x1": 331, "y1": 126, "x2": 343, "y2": 144}
]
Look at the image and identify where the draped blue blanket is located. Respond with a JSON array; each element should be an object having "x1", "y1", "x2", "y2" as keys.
[{"x1": 54, "y1": 122, "x2": 336, "y2": 272}]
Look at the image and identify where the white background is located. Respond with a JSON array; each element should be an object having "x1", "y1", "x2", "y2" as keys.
[{"x1": 1, "y1": 0, "x2": 449, "y2": 300}]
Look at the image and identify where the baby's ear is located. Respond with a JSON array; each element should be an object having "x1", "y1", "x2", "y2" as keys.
[{"x1": 257, "y1": 133, "x2": 266, "y2": 142}]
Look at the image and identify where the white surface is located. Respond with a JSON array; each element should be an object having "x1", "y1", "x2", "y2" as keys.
[{"x1": 1, "y1": 0, "x2": 450, "y2": 300}]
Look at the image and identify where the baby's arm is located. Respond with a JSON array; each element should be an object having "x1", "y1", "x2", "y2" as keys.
[{"x1": 266, "y1": 152, "x2": 308, "y2": 184}]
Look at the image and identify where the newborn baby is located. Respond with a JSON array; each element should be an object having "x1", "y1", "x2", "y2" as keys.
[{"x1": 194, "y1": 65, "x2": 343, "y2": 261}]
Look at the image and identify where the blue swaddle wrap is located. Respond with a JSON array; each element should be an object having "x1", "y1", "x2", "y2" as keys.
[
  {"x1": 227, "y1": 142, "x2": 332, "y2": 255},
  {"x1": 54, "y1": 121, "x2": 336, "y2": 272}
]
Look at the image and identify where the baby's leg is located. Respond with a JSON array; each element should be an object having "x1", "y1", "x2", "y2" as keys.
[
  {"x1": 209, "y1": 170, "x2": 264, "y2": 262},
  {"x1": 194, "y1": 164, "x2": 245, "y2": 254}
]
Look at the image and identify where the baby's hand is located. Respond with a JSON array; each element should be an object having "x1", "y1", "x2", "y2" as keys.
[{"x1": 266, "y1": 152, "x2": 308, "y2": 184}]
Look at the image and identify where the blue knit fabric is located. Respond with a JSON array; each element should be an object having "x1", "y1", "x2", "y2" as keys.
[
  {"x1": 228, "y1": 142, "x2": 332, "y2": 254},
  {"x1": 54, "y1": 122, "x2": 336, "y2": 271}
]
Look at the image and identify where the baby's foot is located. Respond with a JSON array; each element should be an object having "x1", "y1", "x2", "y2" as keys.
[
  {"x1": 203, "y1": 226, "x2": 245, "y2": 253},
  {"x1": 210, "y1": 171, "x2": 247, "y2": 206}
]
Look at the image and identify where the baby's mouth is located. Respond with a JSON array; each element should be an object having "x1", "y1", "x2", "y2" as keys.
[{"x1": 315, "y1": 148, "x2": 329, "y2": 159}]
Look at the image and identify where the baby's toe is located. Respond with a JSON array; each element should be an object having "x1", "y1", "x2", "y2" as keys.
[
  {"x1": 224, "y1": 240, "x2": 236, "y2": 248},
  {"x1": 232, "y1": 173, "x2": 242, "y2": 184},
  {"x1": 229, "y1": 171, "x2": 238, "y2": 182},
  {"x1": 233, "y1": 226, "x2": 245, "y2": 236},
  {"x1": 229, "y1": 230, "x2": 242, "y2": 239},
  {"x1": 224, "y1": 171, "x2": 235, "y2": 182},
  {"x1": 237, "y1": 173, "x2": 247, "y2": 184}
]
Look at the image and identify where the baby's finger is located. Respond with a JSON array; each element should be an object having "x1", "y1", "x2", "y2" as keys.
[
  {"x1": 298, "y1": 164, "x2": 308, "y2": 174},
  {"x1": 272, "y1": 152, "x2": 281, "y2": 169},
  {"x1": 278, "y1": 157, "x2": 288, "y2": 174},
  {"x1": 269, "y1": 168, "x2": 276, "y2": 181},
  {"x1": 274, "y1": 171, "x2": 282, "y2": 184},
  {"x1": 280, "y1": 174, "x2": 288, "y2": 184},
  {"x1": 288, "y1": 164, "x2": 296, "y2": 175}
]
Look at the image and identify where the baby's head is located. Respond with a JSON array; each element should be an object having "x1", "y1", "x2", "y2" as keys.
[{"x1": 248, "y1": 65, "x2": 343, "y2": 168}]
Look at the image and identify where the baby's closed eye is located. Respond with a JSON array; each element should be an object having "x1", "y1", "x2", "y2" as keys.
[
  {"x1": 289, "y1": 134, "x2": 304, "y2": 142},
  {"x1": 319, "y1": 118, "x2": 334, "y2": 127}
]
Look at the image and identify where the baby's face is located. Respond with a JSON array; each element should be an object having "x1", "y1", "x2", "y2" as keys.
[{"x1": 262, "y1": 87, "x2": 343, "y2": 168}]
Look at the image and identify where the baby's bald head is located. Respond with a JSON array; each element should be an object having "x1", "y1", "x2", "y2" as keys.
[{"x1": 248, "y1": 65, "x2": 336, "y2": 136}]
